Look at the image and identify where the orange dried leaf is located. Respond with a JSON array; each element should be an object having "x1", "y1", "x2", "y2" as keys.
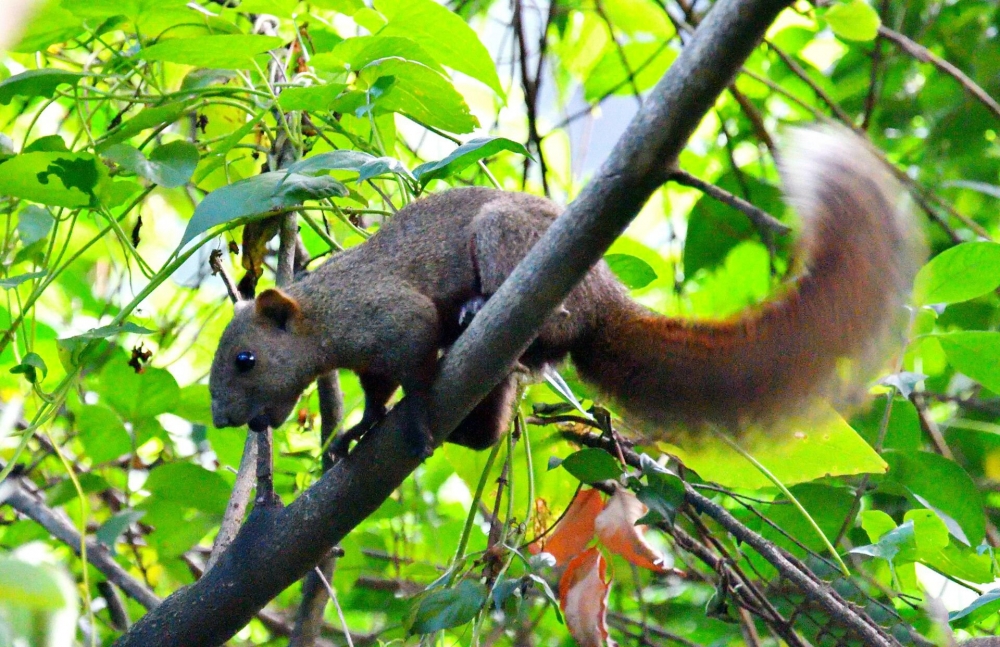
[
  {"x1": 558, "y1": 547, "x2": 616, "y2": 647},
  {"x1": 530, "y1": 488, "x2": 603, "y2": 565},
  {"x1": 595, "y1": 488, "x2": 668, "y2": 572}
]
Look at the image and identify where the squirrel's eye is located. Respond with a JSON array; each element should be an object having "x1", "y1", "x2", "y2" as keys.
[{"x1": 235, "y1": 351, "x2": 256, "y2": 372}]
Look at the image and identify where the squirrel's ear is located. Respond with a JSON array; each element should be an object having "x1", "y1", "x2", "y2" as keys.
[{"x1": 255, "y1": 288, "x2": 300, "y2": 331}]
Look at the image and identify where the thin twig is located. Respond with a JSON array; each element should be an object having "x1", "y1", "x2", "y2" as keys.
[
  {"x1": 4, "y1": 480, "x2": 160, "y2": 610},
  {"x1": 878, "y1": 25, "x2": 1000, "y2": 122},
  {"x1": 670, "y1": 168, "x2": 790, "y2": 235}
]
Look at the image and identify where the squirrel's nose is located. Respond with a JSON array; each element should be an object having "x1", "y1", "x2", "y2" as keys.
[{"x1": 211, "y1": 401, "x2": 232, "y2": 428}]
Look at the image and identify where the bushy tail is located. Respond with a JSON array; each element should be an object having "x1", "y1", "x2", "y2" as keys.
[{"x1": 572, "y1": 126, "x2": 925, "y2": 433}]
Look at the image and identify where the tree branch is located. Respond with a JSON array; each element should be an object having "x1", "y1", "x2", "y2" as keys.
[
  {"x1": 114, "y1": 0, "x2": 793, "y2": 644},
  {"x1": 5, "y1": 480, "x2": 160, "y2": 611}
]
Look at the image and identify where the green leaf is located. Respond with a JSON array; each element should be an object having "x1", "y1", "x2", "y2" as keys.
[
  {"x1": 413, "y1": 137, "x2": 529, "y2": 184},
  {"x1": 96, "y1": 510, "x2": 146, "y2": 551},
  {"x1": 358, "y1": 58, "x2": 478, "y2": 134},
  {"x1": 0, "y1": 557, "x2": 71, "y2": 609},
  {"x1": 47, "y1": 473, "x2": 111, "y2": 507},
  {"x1": 0, "y1": 152, "x2": 99, "y2": 207},
  {"x1": 0, "y1": 69, "x2": 84, "y2": 105},
  {"x1": 139, "y1": 462, "x2": 231, "y2": 517},
  {"x1": 356, "y1": 156, "x2": 414, "y2": 183},
  {"x1": 321, "y1": 35, "x2": 445, "y2": 75},
  {"x1": 24, "y1": 135, "x2": 69, "y2": 153},
  {"x1": 76, "y1": 405, "x2": 132, "y2": 464},
  {"x1": 98, "y1": 358, "x2": 180, "y2": 422},
  {"x1": 285, "y1": 150, "x2": 378, "y2": 176},
  {"x1": 137, "y1": 35, "x2": 284, "y2": 69},
  {"x1": 98, "y1": 99, "x2": 195, "y2": 151},
  {"x1": 937, "y1": 331, "x2": 1000, "y2": 393},
  {"x1": 375, "y1": 0, "x2": 503, "y2": 95},
  {"x1": 411, "y1": 579, "x2": 487, "y2": 634},
  {"x1": 277, "y1": 83, "x2": 347, "y2": 112},
  {"x1": 10, "y1": 3, "x2": 82, "y2": 53},
  {"x1": 884, "y1": 450, "x2": 986, "y2": 546},
  {"x1": 825, "y1": 0, "x2": 881, "y2": 42},
  {"x1": 635, "y1": 457, "x2": 685, "y2": 525},
  {"x1": 949, "y1": 587, "x2": 1000, "y2": 623},
  {"x1": 668, "y1": 408, "x2": 887, "y2": 489},
  {"x1": 913, "y1": 242, "x2": 1000, "y2": 306},
  {"x1": 10, "y1": 352, "x2": 47, "y2": 384},
  {"x1": 851, "y1": 519, "x2": 913, "y2": 562},
  {"x1": 104, "y1": 140, "x2": 199, "y2": 188},
  {"x1": 560, "y1": 448, "x2": 623, "y2": 484},
  {"x1": 0, "y1": 271, "x2": 45, "y2": 289},
  {"x1": 181, "y1": 172, "x2": 349, "y2": 246},
  {"x1": 605, "y1": 254, "x2": 657, "y2": 289},
  {"x1": 17, "y1": 206, "x2": 55, "y2": 246},
  {"x1": 72, "y1": 321, "x2": 155, "y2": 340}
]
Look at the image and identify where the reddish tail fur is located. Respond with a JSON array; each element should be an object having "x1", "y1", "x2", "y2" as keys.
[{"x1": 572, "y1": 126, "x2": 924, "y2": 432}]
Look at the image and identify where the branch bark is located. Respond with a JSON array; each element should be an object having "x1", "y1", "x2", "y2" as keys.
[{"x1": 114, "y1": 0, "x2": 792, "y2": 644}]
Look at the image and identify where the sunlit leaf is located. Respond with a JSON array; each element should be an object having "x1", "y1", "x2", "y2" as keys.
[
  {"x1": 375, "y1": 0, "x2": 502, "y2": 95},
  {"x1": 825, "y1": 0, "x2": 881, "y2": 42},
  {"x1": 137, "y1": 35, "x2": 284, "y2": 69},
  {"x1": 605, "y1": 254, "x2": 657, "y2": 289},
  {"x1": 664, "y1": 407, "x2": 887, "y2": 489},
  {"x1": 913, "y1": 242, "x2": 1000, "y2": 306},
  {"x1": 413, "y1": 137, "x2": 529, "y2": 184},
  {"x1": 72, "y1": 321, "x2": 155, "y2": 339},
  {"x1": 937, "y1": 331, "x2": 1000, "y2": 393},
  {"x1": 0, "y1": 69, "x2": 84, "y2": 105},
  {"x1": 0, "y1": 152, "x2": 98, "y2": 207},
  {"x1": 884, "y1": 450, "x2": 986, "y2": 546},
  {"x1": 104, "y1": 140, "x2": 198, "y2": 188},
  {"x1": 181, "y1": 172, "x2": 349, "y2": 245},
  {"x1": 358, "y1": 57, "x2": 478, "y2": 134},
  {"x1": 98, "y1": 99, "x2": 195, "y2": 150},
  {"x1": 277, "y1": 83, "x2": 347, "y2": 111}
]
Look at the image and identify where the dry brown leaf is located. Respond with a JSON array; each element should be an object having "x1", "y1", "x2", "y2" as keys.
[
  {"x1": 529, "y1": 488, "x2": 603, "y2": 565},
  {"x1": 559, "y1": 547, "x2": 616, "y2": 647},
  {"x1": 594, "y1": 488, "x2": 668, "y2": 572}
]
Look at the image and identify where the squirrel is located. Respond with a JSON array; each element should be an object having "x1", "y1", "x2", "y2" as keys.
[{"x1": 209, "y1": 126, "x2": 924, "y2": 456}]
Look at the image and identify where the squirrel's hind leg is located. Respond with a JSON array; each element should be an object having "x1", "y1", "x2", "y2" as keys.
[{"x1": 448, "y1": 374, "x2": 519, "y2": 450}]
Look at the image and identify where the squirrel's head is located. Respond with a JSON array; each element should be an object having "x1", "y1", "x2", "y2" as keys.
[{"x1": 209, "y1": 288, "x2": 318, "y2": 431}]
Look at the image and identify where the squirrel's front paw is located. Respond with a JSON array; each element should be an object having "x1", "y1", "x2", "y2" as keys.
[
  {"x1": 458, "y1": 295, "x2": 487, "y2": 330},
  {"x1": 329, "y1": 422, "x2": 370, "y2": 458}
]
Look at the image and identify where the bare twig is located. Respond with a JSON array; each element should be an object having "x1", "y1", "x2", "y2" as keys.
[
  {"x1": 5, "y1": 480, "x2": 160, "y2": 610},
  {"x1": 209, "y1": 249, "x2": 239, "y2": 304},
  {"x1": 207, "y1": 434, "x2": 258, "y2": 570},
  {"x1": 878, "y1": 25, "x2": 1000, "y2": 122},
  {"x1": 670, "y1": 168, "x2": 790, "y2": 235}
]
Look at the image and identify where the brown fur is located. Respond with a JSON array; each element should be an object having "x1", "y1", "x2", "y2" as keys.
[{"x1": 209, "y1": 126, "x2": 924, "y2": 451}]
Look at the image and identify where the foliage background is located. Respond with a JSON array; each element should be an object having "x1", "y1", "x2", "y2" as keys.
[{"x1": 2, "y1": 0, "x2": 1000, "y2": 644}]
